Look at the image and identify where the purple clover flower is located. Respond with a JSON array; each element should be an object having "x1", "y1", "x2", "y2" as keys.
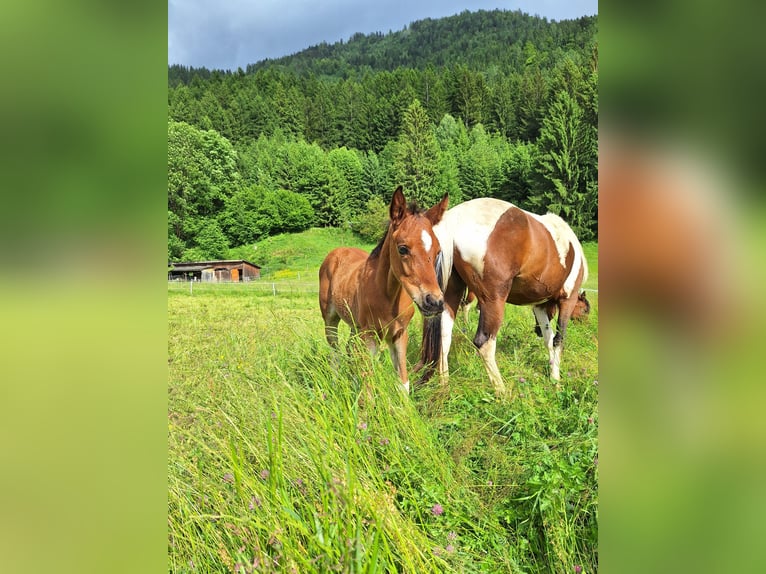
[{"x1": 431, "y1": 503, "x2": 444, "y2": 516}]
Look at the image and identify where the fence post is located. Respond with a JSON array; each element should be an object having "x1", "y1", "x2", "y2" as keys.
[
  {"x1": 190, "y1": 281, "x2": 193, "y2": 295},
  {"x1": 272, "y1": 283, "x2": 276, "y2": 296}
]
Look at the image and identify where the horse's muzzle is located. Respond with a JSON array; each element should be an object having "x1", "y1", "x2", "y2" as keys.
[{"x1": 420, "y1": 293, "x2": 444, "y2": 317}]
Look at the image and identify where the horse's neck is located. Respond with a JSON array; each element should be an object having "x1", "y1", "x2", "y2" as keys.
[{"x1": 369, "y1": 241, "x2": 403, "y2": 303}]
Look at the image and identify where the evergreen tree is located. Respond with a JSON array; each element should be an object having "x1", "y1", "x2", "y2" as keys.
[
  {"x1": 459, "y1": 124, "x2": 503, "y2": 200},
  {"x1": 497, "y1": 141, "x2": 537, "y2": 207},
  {"x1": 390, "y1": 99, "x2": 442, "y2": 207},
  {"x1": 328, "y1": 147, "x2": 366, "y2": 227},
  {"x1": 530, "y1": 91, "x2": 596, "y2": 239}
]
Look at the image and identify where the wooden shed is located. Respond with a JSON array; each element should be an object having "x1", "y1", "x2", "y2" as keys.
[{"x1": 168, "y1": 260, "x2": 261, "y2": 282}]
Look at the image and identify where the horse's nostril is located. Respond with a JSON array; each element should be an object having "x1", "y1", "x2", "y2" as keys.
[{"x1": 425, "y1": 294, "x2": 443, "y2": 309}]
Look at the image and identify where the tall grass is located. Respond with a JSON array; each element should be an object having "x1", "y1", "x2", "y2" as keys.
[{"x1": 168, "y1": 241, "x2": 598, "y2": 573}]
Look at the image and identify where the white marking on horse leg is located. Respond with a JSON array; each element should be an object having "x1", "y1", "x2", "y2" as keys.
[
  {"x1": 551, "y1": 345, "x2": 562, "y2": 381},
  {"x1": 477, "y1": 337, "x2": 507, "y2": 397},
  {"x1": 402, "y1": 380, "x2": 410, "y2": 394},
  {"x1": 533, "y1": 306, "x2": 557, "y2": 377},
  {"x1": 439, "y1": 309, "x2": 455, "y2": 381},
  {"x1": 421, "y1": 229, "x2": 432, "y2": 252},
  {"x1": 532, "y1": 306, "x2": 555, "y2": 351}
]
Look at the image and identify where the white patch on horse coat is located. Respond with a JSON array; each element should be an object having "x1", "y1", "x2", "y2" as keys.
[
  {"x1": 530, "y1": 212, "x2": 589, "y2": 298},
  {"x1": 421, "y1": 229, "x2": 432, "y2": 253},
  {"x1": 433, "y1": 198, "x2": 510, "y2": 279},
  {"x1": 529, "y1": 213, "x2": 569, "y2": 267}
]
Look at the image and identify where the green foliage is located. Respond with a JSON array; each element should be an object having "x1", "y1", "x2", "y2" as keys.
[
  {"x1": 459, "y1": 124, "x2": 504, "y2": 200},
  {"x1": 258, "y1": 189, "x2": 314, "y2": 235},
  {"x1": 530, "y1": 91, "x2": 597, "y2": 239},
  {"x1": 391, "y1": 99, "x2": 444, "y2": 207},
  {"x1": 327, "y1": 147, "x2": 367, "y2": 227},
  {"x1": 497, "y1": 141, "x2": 538, "y2": 207},
  {"x1": 190, "y1": 219, "x2": 229, "y2": 259},
  {"x1": 352, "y1": 195, "x2": 390, "y2": 243},
  {"x1": 219, "y1": 185, "x2": 269, "y2": 246},
  {"x1": 167, "y1": 120, "x2": 241, "y2": 255}
]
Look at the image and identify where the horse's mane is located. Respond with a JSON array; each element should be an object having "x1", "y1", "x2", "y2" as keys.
[
  {"x1": 369, "y1": 202, "x2": 425, "y2": 260},
  {"x1": 369, "y1": 224, "x2": 389, "y2": 259}
]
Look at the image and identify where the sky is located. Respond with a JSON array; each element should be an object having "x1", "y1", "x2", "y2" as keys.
[{"x1": 168, "y1": 0, "x2": 598, "y2": 71}]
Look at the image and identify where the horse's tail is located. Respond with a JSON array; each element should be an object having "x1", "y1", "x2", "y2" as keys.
[{"x1": 417, "y1": 315, "x2": 441, "y2": 385}]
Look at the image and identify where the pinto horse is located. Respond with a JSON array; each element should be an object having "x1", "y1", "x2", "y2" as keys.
[
  {"x1": 319, "y1": 186, "x2": 448, "y2": 393},
  {"x1": 419, "y1": 197, "x2": 589, "y2": 397}
]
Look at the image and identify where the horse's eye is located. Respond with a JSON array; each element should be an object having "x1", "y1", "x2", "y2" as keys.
[{"x1": 397, "y1": 245, "x2": 409, "y2": 256}]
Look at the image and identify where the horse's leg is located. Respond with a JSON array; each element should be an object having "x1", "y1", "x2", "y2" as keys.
[
  {"x1": 532, "y1": 304, "x2": 559, "y2": 380},
  {"x1": 319, "y1": 293, "x2": 341, "y2": 348},
  {"x1": 533, "y1": 301, "x2": 556, "y2": 337},
  {"x1": 474, "y1": 297, "x2": 508, "y2": 397},
  {"x1": 533, "y1": 310, "x2": 542, "y2": 337},
  {"x1": 324, "y1": 314, "x2": 341, "y2": 348},
  {"x1": 550, "y1": 295, "x2": 579, "y2": 381},
  {"x1": 387, "y1": 333, "x2": 410, "y2": 394},
  {"x1": 438, "y1": 274, "x2": 466, "y2": 383}
]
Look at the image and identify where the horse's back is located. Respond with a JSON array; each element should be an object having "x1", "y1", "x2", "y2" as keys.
[
  {"x1": 437, "y1": 198, "x2": 586, "y2": 304},
  {"x1": 435, "y1": 197, "x2": 515, "y2": 280},
  {"x1": 320, "y1": 247, "x2": 367, "y2": 276},
  {"x1": 319, "y1": 247, "x2": 368, "y2": 318}
]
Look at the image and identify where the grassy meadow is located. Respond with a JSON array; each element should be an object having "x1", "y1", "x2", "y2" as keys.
[{"x1": 168, "y1": 232, "x2": 598, "y2": 573}]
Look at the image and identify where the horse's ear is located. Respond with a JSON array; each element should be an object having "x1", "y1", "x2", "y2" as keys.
[
  {"x1": 390, "y1": 186, "x2": 406, "y2": 225},
  {"x1": 425, "y1": 193, "x2": 449, "y2": 225}
]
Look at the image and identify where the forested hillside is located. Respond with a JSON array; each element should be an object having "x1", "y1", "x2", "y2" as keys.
[{"x1": 168, "y1": 9, "x2": 597, "y2": 261}]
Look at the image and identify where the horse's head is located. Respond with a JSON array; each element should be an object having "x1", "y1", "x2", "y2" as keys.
[
  {"x1": 572, "y1": 291, "x2": 591, "y2": 322},
  {"x1": 388, "y1": 186, "x2": 449, "y2": 317}
]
